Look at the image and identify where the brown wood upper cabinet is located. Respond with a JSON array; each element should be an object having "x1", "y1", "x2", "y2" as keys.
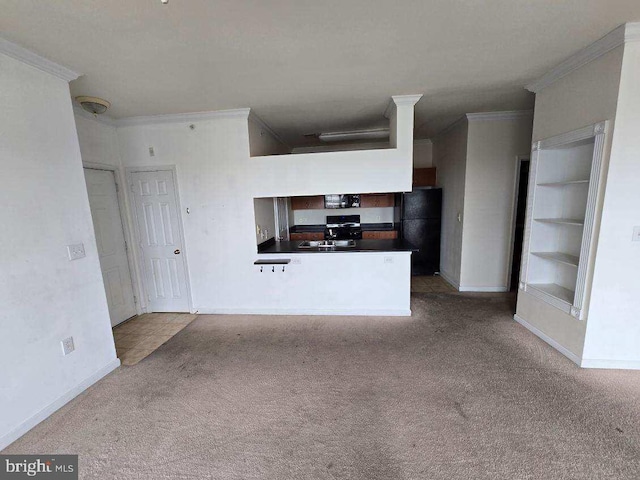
[
  {"x1": 413, "y1": 167, "x2": 437, "y2": 187},
  {"x1": 290, "y1": 195, "x2": 325, "y2": 210},
  {"x1": 290, "y1": 232, "x2": 324, "y2": 241},
  {"x1": 360, "y1": 194, "x2": 395, "y2": 208},
  {"x1": 362, "y1": 230, "x2": 398, "y2": 240}
]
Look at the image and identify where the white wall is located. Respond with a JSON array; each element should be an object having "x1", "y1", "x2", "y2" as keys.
[
  {"x1": 516, "y1": 46, "x2": 623, "y2": 359},
  {"x1": 581, "y1": 42, "x2": 640, "y2": 366},
  {"x1": 0, "y1": 53, "x2": 118, "y2": 449},
  {"x1": 413, "y1": 139, "x2": 433, "y2": 168},
  {"x1": 74, "y1": 111, "x2": 121, "y2": 168},
  {"x1": 114, "y1": 98, "x2": 418, "y2": 316},
  {"x1": 460, "y1": 116, "x2": 533, "y2": 290},
  {"x1": 293, "y1": 206, "x2": 395, "y2": 225},
  {"x1": 433, "y1": 119, "x2": 468, "y2": 287}
]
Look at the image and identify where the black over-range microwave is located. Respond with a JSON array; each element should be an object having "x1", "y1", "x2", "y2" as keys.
[{"x1": 324, "y1": 194, "x2": 360, "y2": 209}]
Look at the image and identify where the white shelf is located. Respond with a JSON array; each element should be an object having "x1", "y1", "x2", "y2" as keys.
[
  {"x1": 531, "y1": 251, "x2": 579, "y2": 267},
  {"x1": 528, "y1": 283, "x2": 575, "y2": 304},
  {"x1": 535, "y1": 218, "x2": 584, "y2": 226},
  {"x1": 537, "y1": 179, "x2": 589, "y2": 187}
]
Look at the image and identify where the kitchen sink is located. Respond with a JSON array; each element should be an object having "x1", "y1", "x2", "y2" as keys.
[{"x1": 298, "y1": 239, "x2": 356, "y2": 249}]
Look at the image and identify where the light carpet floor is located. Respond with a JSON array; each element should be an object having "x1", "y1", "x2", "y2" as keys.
[{"x1": 4, "y1": 292, "x2": 640, "y2": 479}]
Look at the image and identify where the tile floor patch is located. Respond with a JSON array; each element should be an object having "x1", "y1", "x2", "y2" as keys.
[{"x1": 112, "y1": 313, "x2": 196, "y2": 366}]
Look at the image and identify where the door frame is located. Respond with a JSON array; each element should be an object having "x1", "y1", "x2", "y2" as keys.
[
  {"x1": 125, "y1": 165, "x2": 194, "y2": 314},
  {"x1": 83, "y1": 162, "x2": 144, "y2": 317},
  {"x1": 505, "y1": 155, "x2": 530, "y2": 289}
]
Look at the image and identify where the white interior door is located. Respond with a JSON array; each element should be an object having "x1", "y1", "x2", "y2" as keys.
[
  {"x1": 84, "y1": 168, "x2": 137, "y2": 326},
  {"x1": 130, "y1": 170, "x2": 190, "y2": 312}
]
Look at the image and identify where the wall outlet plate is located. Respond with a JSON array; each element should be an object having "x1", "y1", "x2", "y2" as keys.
[
  {"x1": 384, "y1": 256, "x2": 394, "y2": 264},
  {"x1": 67, "y1": 243, "x2": 86, "y2": 260},
  {"x1": 632, "y1": 226, "x2": 640, "y2": 242},
  {"x1": 61, "y1": 336, "x2": 75, "y2": 355}
]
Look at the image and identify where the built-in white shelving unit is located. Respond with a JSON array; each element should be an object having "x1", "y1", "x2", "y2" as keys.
[{"x1": 519, "y1": 122, "x2": 607, "y2": 319}]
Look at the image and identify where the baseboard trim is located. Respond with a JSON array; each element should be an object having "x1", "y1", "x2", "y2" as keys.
[
  {"x1": 459, "y1": 285, "x2": 509, "y2": 293},
  {"x1": 580, "y1": 358, "x2": 640, "y2": 370},
  {"x1": 513, "y1": 314, "x2": 581, "y2": 366},
  {"x1": 0, "y1": 358, "x2": 121, "y2": 451},
  {"x1": 438, "y1": 271, "x2": 460, "y2": 291},
  {"x1": 195, "y1": 307, "x2": 412, "y2": 317}
]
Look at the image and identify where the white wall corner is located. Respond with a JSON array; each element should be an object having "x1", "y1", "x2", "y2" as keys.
[
  {"x1": 525, "y1": 22, "x2": 640, "y2": 93},
  {"x1": 248, "y1": 109, "x2": 290, "y2": 150},
  {"x1": 116, "y1": 107, "x2": 251, "y2": 127},
  {"x1": 0, "y1": 36, "x2": 80, "y2": 82}
]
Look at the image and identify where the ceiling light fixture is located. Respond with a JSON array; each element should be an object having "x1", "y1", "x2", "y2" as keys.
[
  {"x1": 75, "y1": 96, "x2": 111, "y2": 115},
  {"x1": 160, "y1": 0, "x2": 169, "y2": 4},
  {"x1": 318, "y1": 128, "x2": 390, "y2": 143}
]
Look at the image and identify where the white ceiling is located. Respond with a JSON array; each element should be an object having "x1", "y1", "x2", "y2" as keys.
[{"x1": 2, "y1": 0, "x2": 640, "y2": 146}]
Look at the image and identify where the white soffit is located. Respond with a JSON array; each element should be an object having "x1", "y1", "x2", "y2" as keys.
[
  {"x1": 526, "y1": 22, "x2": 640, "y2": 93},
  {"x1": 0, "y1": 36, "x2": 80, "y2": 82}
]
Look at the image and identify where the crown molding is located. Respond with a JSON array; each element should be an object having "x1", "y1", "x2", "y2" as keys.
[
  {"x1": 0, "y1": 36, "x2": 80, "y2": 82},
  {"x1": 526, "y1": 22, "x2": 640, "y2": 93},
  {"x1": 116, "y1": 108, "x2": 251, "y2": 127},
  {"x1": 248, "y1": 110, "x2": 290, "y2": 150},
  {"x1": 466, "y1": 110, "x2": 533, "y2": 122},
  {"x1": 384, "y1": 94, "x2": 423, "y2": 118},
  {"x1": 72, "y1": 103, "x2": 117, "y2": 127},
  {"x1": 392, "y1": 94, "x2": 424, "y2": 106}
]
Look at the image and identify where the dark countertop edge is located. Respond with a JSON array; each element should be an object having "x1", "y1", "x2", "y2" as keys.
[{"x1": 258, "y1": 239, "x2": 417, "y2": 254}]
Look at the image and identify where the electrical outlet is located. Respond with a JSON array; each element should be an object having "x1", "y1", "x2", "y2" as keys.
[
  {"x1": 67, "y1": 243, "x2": 86, "y2": 260},
  {"x1": 61, "y1": 336, "x2": 75, "y2": 355},
  {"x1": 384, "y1": 256, "x2": 394, "y2": 264},
  {"x1": 148, "y1": 146, "x2": 155, "y2": 157},
  {"x1": 632, "y1": 226, "x2": 640, "y2": 242}
]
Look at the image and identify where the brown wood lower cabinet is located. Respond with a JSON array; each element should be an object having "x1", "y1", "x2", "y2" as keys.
[
  {"x1": 290, "y1": 232, "x2": 325, "y2": 241},
  {"x1": 362, "y1": 231, "x2": 398, "y2": 240}
]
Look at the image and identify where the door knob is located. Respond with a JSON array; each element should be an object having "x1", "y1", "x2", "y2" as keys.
[{"x1": 174, "y1": 249, "x2": 181, "y2": 255}]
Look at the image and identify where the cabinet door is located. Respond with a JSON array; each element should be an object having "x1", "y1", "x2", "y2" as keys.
[
  {"x1": 291, "y1": 196, "x2": 325, "y2": 210},
  {"x1": 361, "y1": 194, "x2": 395, "y2": 208}
]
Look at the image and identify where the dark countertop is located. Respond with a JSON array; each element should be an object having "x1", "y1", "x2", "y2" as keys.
[
  {"x1": 290, "y1": 223, "x2": 397, "y2": 233},
  {"x1": 258, "y1": 239, "x2": 417, "y2": 254}
]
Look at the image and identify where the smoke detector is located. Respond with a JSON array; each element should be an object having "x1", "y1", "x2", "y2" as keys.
[{"x1": 75, "y1": 96, "x2": 111, "y2": 115}]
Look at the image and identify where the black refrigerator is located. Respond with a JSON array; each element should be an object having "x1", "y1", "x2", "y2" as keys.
[{"x1": 399, "y1": 187, "x2": 442, "y2": 275}]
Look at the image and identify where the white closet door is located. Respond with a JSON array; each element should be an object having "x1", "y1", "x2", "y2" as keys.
[
  {"x1": 130, "y1": 170, "x2": 190, "y2": 312},
  {"x1": 85, "y1": 168, "x2": 137, "y2": 326}
]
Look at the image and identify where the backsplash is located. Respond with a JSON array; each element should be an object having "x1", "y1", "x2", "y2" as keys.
[{"x1": 293, "y1": 207, "x2": 394, "y2": 225}]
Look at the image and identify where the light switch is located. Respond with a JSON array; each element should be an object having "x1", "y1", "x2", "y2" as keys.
[
  {"x1": 67, "y1": 243, "x2": 86, "y2": 260},
  {"x1": 633, "y1": 226, "x2": 640, "y2": 242}
]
